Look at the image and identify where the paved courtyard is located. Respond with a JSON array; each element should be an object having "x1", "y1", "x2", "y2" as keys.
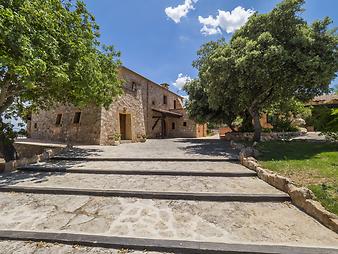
[{"x1": 0, "y1": 138, "x2": 337, "y2": 253}]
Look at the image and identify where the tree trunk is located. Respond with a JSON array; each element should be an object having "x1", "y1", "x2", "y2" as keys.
[
  {"x1": 0, "y1": 118, "x2": 17, "y2": 162},
  {"x1": 240, "y1": 110, "x2": 254, "y2": 132},
  {"x1": 0, "y1": 134, "x2": 16, "y2": 162},
  {"x1": 249, "y1": 108, "x2": 262, "y2": 142}
]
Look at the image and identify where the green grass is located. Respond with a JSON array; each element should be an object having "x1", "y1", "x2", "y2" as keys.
[{"x1": 256, "y1": 141, "x2": 338, "y2": 215}]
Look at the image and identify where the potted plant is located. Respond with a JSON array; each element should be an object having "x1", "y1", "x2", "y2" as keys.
[
  {"x1": 140, "y1": 134, "x2": 147, "y2": 143},
  {"x1": 112, "y1": 133, "x2": 121, "y2": 146}
]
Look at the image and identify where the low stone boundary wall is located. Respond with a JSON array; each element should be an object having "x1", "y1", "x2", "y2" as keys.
[
  {"x1": 3, "y1": 148, "x2": 63, "y2": 172},
  {"x1": 1, "y1": 141, "x2": 66, "y2": 173},
  {"x1": 222, "y1": 131, "x2": 306, "y2": 141},
  {"x1": 4, "y1": 148, "x2": 63, "y2": 172},
  {"x1": 231, "y1": 142, "x2": 338, "y2": 234},
  {"x1": 14, "y1": 142, "x2": 64, "y2": 159}
]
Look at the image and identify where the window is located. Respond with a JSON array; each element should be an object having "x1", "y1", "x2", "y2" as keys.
[
  {"x1": 55, "y1": 114, "x2": 62, "y2": 126},
  {"x1": 131, "y1": 82, "x2": 137, "y2": 91},
  {"x1": 183, "y1": 122, "x2": 187, "y2": 127},
  {"x1": 174, "y1": 100, "x2": 177, "y2": 109},
  {"x1": 172, "y1": 122, "x2": 176, "y2": 130},
  {"x1": 34, "y1": 123, "x2": 37, "y2": 129},
  {"x1": 152, "y1": 100, "x2": 155, "y2": 105},
  {"x1": 163, "y1": 95, "x2": 167, "y2": 105},
  {"x1": 73, "y1": 112, "x2": 81, "y2": 124}
]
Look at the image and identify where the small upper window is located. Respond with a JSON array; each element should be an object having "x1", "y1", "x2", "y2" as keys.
[
  {"x1": 55, "y1": 114, "x2": 62, "y2": 126},
  {"x1": 152, "y1": 100, "x2": 155, "y2": 105},
  {"x1": 34, "y1": 123, "x2": 38, "y2": 129},
  {"x1": 131, "y1": 82, "x2": 137, "y2": 91},
  {"x1": 172, "y1": 122, "x2": 176, "y2": 130},
  {"x1": 183, "y1": 122, "x2": 187, "y2": 127},
  {"x1": 163, "y1": 95, "x2": 167, "y2": 105},
  {"x1": 73, "y1": 112, "x2": 81, "y2": 124},
  {"x1": 174, "y1": 100, "x2": 177, "y2": 109}
]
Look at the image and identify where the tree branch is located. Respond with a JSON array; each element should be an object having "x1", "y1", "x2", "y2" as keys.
[{"x1": 0, "y1": 96, "x2": 14, "y2": 114}]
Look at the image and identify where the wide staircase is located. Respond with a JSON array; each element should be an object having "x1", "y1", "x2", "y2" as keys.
[{"x1": 0, "y1": 140, "x2": 337, "y2": 253}]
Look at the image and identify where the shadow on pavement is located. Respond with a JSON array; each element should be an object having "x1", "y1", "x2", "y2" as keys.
[
  {"x1": 56, "y1": 147, "x2": 104, "y2": 158},
  {"x1": 175, "y1": 138, "x2": 238, "y2": 158},
  {"x1": 0, "y1": 171, "x2": 66, "y2": 186}
]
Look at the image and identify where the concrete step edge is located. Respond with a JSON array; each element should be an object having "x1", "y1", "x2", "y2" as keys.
[
  {"x1": 51, "y1": 157, "x2": 239, "y2": 162},
  {"x1": 17, "y1": 167, "x2": 256, "y2": 177},
  {"x1": 0, "y1": 185, "x2": 290, "y2": 202},
  {"x1": 0, "y1": 230, "x2": 336, "y2": 254}
]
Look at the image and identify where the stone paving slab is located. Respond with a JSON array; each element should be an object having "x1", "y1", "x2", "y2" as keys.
[
  {"x1": 0, "y1": 193, "x2": 337, "y2": 247},
  {"x1": 58, "y1": 139, "x2": 238, "y2": 159},
  {"x1": 27, "y1": 161, "x2": 250, "y2": 173},
  {"x1": 0, "y1": 240, "x2": 165, "y2": 254},
  {"x1": 1, "y1": 172, "x2": 283, "y2": 194}
]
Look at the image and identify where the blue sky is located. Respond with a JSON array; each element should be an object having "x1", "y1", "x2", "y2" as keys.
[{"x1": 83, "y1": 0, "x2": 338, "y2": 95}]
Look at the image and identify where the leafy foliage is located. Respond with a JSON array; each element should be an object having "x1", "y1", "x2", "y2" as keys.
[
  {"x1": 306, "y1": 106, "x2": 338, "y2": 131},
  {"x1": 0, "y1": 0, "x2": 122, "y2": 160},
  {"x1": 319, "y1": 108, "x2": 338, "y2": 141},
  {"x1": 185, "y1": 78, "x2": 240, "y2": 130},
  {"x1": 185, "y1": 0, "x2": 338, "y2": 141},
  {"x1": 266, "y1": 98, "x2": 311, "y2": 132},
  {"x1": 0, "y1": 0, "x2": 122, "y2": 113}
]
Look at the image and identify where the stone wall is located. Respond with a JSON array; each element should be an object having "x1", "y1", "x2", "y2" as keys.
[
  {"x1": 100, "y1": 83, "x2": 146, "y2": 145},
  {"x1": 120, "y1": 67, "x2": 203, "y2": 139},
  {"x1": 30, "y1": 105, "x2": 102, "y2": 144},
  {"x1": 221, "y1": 131, "x2": 306, "y2": 141},
  {"x1": 29, "y1": 67, "x2": 206, "y2": 145}
]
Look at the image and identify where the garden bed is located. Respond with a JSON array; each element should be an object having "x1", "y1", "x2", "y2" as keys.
[{"x1": 256, "y1": 141, "x2": 338, "y2": 215}]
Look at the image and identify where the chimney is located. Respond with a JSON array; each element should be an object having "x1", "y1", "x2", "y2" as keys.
[{"x1": 161, "y1": 83, "x2": 169, "y2": 89}]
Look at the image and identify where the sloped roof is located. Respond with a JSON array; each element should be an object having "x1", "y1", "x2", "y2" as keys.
[
  {"x1": 309, "y1": 94, "x2": 338, "y2": 105},
  {"x1": 152, "y1": 108, "x2": 183, "y2": 118}
]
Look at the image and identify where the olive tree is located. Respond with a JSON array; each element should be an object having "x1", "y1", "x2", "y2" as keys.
[
  {"x1": 0, "y1": 0, "x2": 122, "y2": 160},
  {"x1": 187, "y1": 0, "x2": 338, "y2": 141}
]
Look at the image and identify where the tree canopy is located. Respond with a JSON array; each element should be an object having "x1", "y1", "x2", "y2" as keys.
[
  {"x1": 185, "y1": 0, "x2": 338, "y2": 141},
  {"x1": 0, "y1": 0, "x2": 122, "y2": 160}
]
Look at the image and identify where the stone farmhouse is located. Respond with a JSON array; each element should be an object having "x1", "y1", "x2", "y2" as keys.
[{"x1": 27, "y1": 66, "x2": 207, "y2": 145}]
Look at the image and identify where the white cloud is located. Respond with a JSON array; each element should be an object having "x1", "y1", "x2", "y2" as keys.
[
  {"x1": 173, "y1": 73, "x2": 192, "y2": 90},
  {"x1": 165, "y1": 0, "x2": 197, "y2": 23},
  {"x1": 198, "y1": 6, "x2": 254, "y2": 35}
]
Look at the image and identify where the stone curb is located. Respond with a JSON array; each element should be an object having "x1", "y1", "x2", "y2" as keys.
[
  {"x1": 231, "y1": 141, "x2": 338, "y2": 234},
  {"x1": 0, "y1": 230, "x2": 337, "y2": 254},
  {"x1": 3, "y1": 147, "x2": 63, "y2": 173},
  {"x1": 0, "y1": 185, "x2": 290, "y2": 202},
  {"x1": 51, "y1": 157, "x2": 239, "y2": 162},
  {"x1": 17, "y1": 166, "x2": 257, "y2": 177}
]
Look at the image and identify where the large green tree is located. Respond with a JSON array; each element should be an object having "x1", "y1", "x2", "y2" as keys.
[
  {"x1": 185, "y1": 40, "x2": 246, "y2": 131},
  {"x1": 187, "y1": 0, "x2": 338, "y2": 141},
  {"x1": 0, "y1": 0, "x2": 122, "y2": 160}
]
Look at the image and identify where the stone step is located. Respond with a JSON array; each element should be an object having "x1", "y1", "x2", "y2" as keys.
[
  {"x1": 17, "y1": 166, "x2": 257, "y2": 177},
  {"x1": 0, "y1": 185, "x2": 290, "y2": 202},
  {"x1": 51, "y1": 156, "x2": 239, "y2": 162},
  {"x1": 0, "y1": 230, "x2": 336, "y2": 254},
  {"x1": 20, "y1": 160, "x2": 249, "y2": 173},
  {"x1": 0, "y1": 193, "x2": 336, "y2": 249},
  {"x1": 3, "y1": 171, "x2": 281, "y2": 195}
]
